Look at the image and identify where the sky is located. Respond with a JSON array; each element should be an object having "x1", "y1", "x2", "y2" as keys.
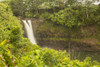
[{"x1": 94, "y1": 1, "x2": 100, "y2": 5}]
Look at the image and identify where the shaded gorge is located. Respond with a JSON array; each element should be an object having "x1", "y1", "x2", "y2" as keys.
[{"x1": 22, "y1": 18, "x2": 100, "y2": 62}]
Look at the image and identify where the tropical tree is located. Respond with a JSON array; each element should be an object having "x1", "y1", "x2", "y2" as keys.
[{"x1": 0, "y1": 2, "x2": 23, "y2": 43}]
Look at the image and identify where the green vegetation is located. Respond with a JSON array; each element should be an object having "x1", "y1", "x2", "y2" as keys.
[
  {"x1": 9, "y1": 0, "x2": 100, "y2": 40},
  {"x1": 0, "y1": 3, "x2": 22, "y2": 43},
  {"x1": 0, "y1": 40, "x2": 100, "y2": 67},
  {"x1": 9, "y1": 0, "x2": 100, "y2": 28},
  {"x1": 0, "y1": 2, "x2": 34, "y2": 57},
  {"x1": 0, "y1": 0, "x2": 100, "y2": 67}
]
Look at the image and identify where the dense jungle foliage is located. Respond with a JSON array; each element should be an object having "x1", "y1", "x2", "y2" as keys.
[
  {"x1": 9, "y1": 0, "x2": 100, "y2": 41},
  {"x1": 9, "y1": 0, "x2": 100, "y2": 28},
  {"x1": 0, "y1": 0, "x2": 100, "y2": 67}
]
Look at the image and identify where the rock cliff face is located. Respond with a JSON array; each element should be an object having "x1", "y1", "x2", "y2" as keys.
[{"x1": 21, "y1": 18, "x2": 100, "y2": 51}]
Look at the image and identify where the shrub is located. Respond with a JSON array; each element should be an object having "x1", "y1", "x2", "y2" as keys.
[{"x1": 0, "y1": 3, "x2": 23, "y2": 44}]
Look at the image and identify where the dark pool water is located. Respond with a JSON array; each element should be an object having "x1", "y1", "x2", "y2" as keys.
[
  {"x1": 70, "y1": 51, "x2": 100, "y2": 62},
  {"x1": 38, "y1": 40, "x2": 100, "y2": 62}
]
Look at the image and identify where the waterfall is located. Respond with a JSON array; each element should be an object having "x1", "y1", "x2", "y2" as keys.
[{"x1": 22, "y1": 20, "x2": 37, "y2": 44}]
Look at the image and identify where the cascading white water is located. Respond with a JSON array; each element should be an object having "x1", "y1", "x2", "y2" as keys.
[{"x1": 22, "y1": 20, "x2": 37, "y2": 44}]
